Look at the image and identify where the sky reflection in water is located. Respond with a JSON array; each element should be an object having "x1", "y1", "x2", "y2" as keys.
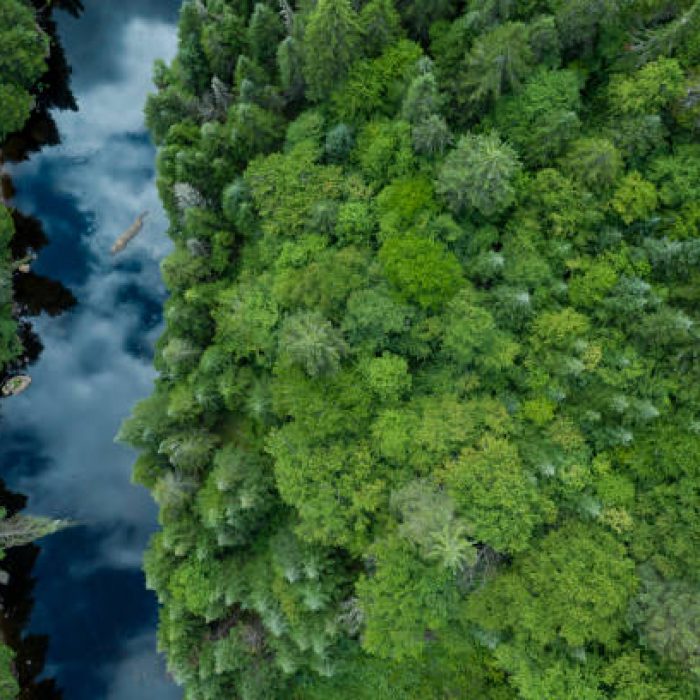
[{"x1": 0, "y1": 2, "x2": 182, "y2": 697}]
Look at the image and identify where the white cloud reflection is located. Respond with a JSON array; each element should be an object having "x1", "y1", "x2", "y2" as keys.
[
  {"x1": 4, "y1": 9, "x2": 182, "y2": 700},
  {"x1": 104, "y1": 631, "x2": 178, "y2": 700},
  {"x1": 8, "y1": 11, "x2": 176, "y2": 558}
]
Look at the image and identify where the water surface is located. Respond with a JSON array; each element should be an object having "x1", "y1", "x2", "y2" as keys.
[{"x1": 1, "y1": 2, "x2": 182, "y2": 697}]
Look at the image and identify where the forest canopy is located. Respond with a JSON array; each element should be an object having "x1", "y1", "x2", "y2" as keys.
[{"x1": 124, "y1": 0, "x2": 700, "y2": 698}]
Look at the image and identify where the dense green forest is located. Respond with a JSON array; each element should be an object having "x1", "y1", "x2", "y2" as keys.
[
  {"x1": 0, "y1": 0, "x2": 50, "y2": 372},
  {"x1": 123, "y1": 0, "x2": 700, "y2": 697}
]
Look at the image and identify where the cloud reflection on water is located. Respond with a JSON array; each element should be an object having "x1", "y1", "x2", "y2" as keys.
[{"x1": 1, "y1": 6, "x2": 181, "y2": 699}]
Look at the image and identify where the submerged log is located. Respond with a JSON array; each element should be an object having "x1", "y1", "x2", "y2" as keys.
[{"x1": 110, "y1": 210, "x2": 148, "y2": 255}]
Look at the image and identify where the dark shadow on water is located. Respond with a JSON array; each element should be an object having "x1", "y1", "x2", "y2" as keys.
[
  {"x1": 0, "y1": 430, "x2": 53, "y2": 483},
  {"x1": 10, "y1": 160, "x2": 97, "y2": 289},
  {"x1": 13, "y1": 275, "x2": 77, "y2": 319}
]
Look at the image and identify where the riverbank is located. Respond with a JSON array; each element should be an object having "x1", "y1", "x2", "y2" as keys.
[
  {"x1": 1, "y1": 2, "x2": 181, "y2": 697},
  {"x1": 0, "y1": 2, "x2": 73, "y2": 694}
]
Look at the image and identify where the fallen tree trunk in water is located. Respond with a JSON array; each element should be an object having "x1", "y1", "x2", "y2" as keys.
[
  {"x1": 110, "y1": 210, "x2": 148, "y2": 255},
  {"x1": 0, "y1": 515, "x2": 71, "y2": 549}
]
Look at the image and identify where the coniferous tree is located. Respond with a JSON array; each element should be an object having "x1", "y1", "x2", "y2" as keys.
[
  {"x1": 437, "y1": 132, "x2": 521, "y2": 216},
  {"x1": 303, "y1": 0, "x2": 362, "y2": 102}
]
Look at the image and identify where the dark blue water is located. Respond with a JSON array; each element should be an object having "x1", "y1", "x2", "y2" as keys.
[{"x1": 0, "y1": 2, "x2": 182, "y2": 697}]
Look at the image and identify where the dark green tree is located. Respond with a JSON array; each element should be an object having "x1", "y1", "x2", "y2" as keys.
[
  {"x1": 459, "y1": 22, "x2": 534, "y2": 110},
  {"x1": 492, "y1": 68, "x2": 582, "y2": 166},
  {"x1": 303, "y1": 0, "x2": 362, "y2": 102},
  {"x1": 247, "y1": 3, "x2": 284, "y2": 74},
  {"x1": 359, "y1": 0, "x2": 403, "y2": 58}
]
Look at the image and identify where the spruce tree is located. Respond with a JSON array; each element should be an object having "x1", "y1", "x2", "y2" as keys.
[{"x1": 302, "y1": 0, "x2": 362, "y2": 102}]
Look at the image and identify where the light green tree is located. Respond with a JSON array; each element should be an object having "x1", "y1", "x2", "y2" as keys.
[
  {"x1": 356, "y1": 535, "x2": 458, "y2": 660},
  {"x1": 379, "y1": 233, "x2": 462, "y2": 309},
  {"x1": 442, "y1": 435, "x2": 555, "y2": 553},
  {"x1": 464, "y1": 522, "x2": 637, "y2": 649},
  {"x1": 611, "y1": 172, "x2": 658, "y2": 224},
  {"x1": 609, "y1": 58, "x2": 685, "y2": 115}
]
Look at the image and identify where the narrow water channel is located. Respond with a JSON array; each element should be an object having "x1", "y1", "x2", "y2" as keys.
[{"x1": 1, "y1": 2, "x2": 182, "y2": 697}]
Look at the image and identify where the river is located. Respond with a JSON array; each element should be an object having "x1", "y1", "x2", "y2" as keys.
[{"x1": 0, "y1": 1, "x2": 182, "y2": 697}]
